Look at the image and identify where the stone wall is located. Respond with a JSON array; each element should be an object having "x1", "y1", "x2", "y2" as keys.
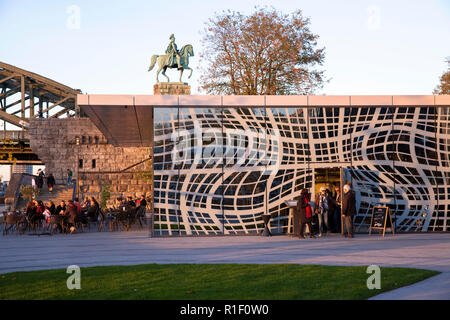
[
  {"x1": 153, "y1": 82, "x2": 190, "y2": 95},
  {"x1": 79, "y1": 171, "x2": 152, "y2": 206},
  {"x1": 29, "y1": 118, "x2": 152, "y2": 203}
]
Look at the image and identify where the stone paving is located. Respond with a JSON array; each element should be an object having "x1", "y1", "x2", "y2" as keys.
[{"x1": 1, "y1": 231, "x2": 449, "y2": 299}]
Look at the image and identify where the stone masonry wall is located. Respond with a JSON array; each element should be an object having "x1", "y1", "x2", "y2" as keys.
[
  {"x1": 29, "y1": 118, "x2": 152, "y2": 203},
  {"x1": 153, "y1": 82, "x2": 190, "y2": 95}
]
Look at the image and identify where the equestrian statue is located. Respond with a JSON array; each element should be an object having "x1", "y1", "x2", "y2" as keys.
[{"x1": 148, "y1": 34, "x2": 194, "y2": 83}]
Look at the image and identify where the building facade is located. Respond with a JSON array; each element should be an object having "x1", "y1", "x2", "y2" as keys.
[
  {"x1": 29, "y1": 118, "x2": 152, "y2": 204},
  {"x1": 78, "y1": 94, "x2": 450, "y2": 235}
]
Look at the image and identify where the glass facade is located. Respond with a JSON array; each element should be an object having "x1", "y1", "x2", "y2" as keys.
[{"x1": 153, "y1": 105, "x2": 450, "y2": 235}]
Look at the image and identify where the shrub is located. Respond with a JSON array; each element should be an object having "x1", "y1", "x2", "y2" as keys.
[{"x1": 20, "y1": 185, "x2": 39, "y2": 201}]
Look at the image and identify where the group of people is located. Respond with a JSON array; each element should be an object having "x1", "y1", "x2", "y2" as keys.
[
  {"x1": 315, "y1": 185, "x2": 342, "y2": 236},
  {"x1": 24, "y1": 196, "x2": 100, "y2": 233},
  {"x1": 15, "y1": 193, "x2": 149, "y2": 234},
  {"x1": 32, "y1": 169, "x2": 56, "y2": 192},
  {"x1": 295, "y1": 184, "x2": 356, "y2": 239},
  {"x1": 112, "y1": 195, "x2": 147, "y2": 211},
  {"x1": 32, "y1": 169, "x2": 75, "y2": 191}
]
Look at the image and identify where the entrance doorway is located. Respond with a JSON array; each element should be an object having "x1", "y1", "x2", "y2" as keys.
[
  {"x1": 313, "y1": 167, "x2": 342, "y2": 197},
  {"x1": 313, "y1": 167, "x2": 344, "y2": 234}
]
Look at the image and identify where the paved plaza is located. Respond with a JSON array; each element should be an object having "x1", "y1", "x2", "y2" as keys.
[{"x1": 1, "y1": 231, "x2": 449, "y2": 299}]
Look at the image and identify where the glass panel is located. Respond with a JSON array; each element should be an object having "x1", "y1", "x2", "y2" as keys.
[
  {"x1": 176, "y1": 107, "x2": 224, "y2": 235},
  {"x1": 389, "y1": 106, "x2": 436, "y2": 232},
  {"x1": 308, "y1": 107, "x2": 345, "y2": 163},
  {"x1": 434, "y1": 106, "x2": 449, "y2": 232},
  {"x1": 222, "y1": 107, "x2": 267, "y2": 235},
  {"x1": 153, "y1": 107, "x2": 179, "y2": 236},
  {"x1": 347, "y1": 107, "x2": 396, "y2": 233},
  {"x1": 267, "y1": 107, "x2": 311, "y2": 234},
  {"x1": 153, "y1": 104, "x2": 447, "y2": 235}
]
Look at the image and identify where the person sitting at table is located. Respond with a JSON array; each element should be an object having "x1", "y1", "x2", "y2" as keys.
[
  {"x1": 74, "y1": 197, "x2": 82, "y2": 216},
  {"x1": 56, "y1": 200, "x2": 66, "y2": 215},
  {"x1": 125, "y1": 196, "x2": 136, "y2": 209},
  {"x1": 48, "y1": 201, "x2": 56, "y2": 215},
  {"x1": 25, "y1": 200, "x2": 37, "y2": 218},
  {"x1": 112, "y1": 197, "x2": 122, "y2": 209},
  {"x1": 81, "y1": 196, "x2": 91, "y2": 214},
  {"x1": 87, "y1": 196, "x2": 99, "y2": 220},
  {"x1": 64, "y1": 200, "x2": 80, "y2": 234}
]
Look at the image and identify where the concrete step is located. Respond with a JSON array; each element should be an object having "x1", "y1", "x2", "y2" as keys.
[{"x1": 34, "y1": 184, "x2": 74, "y2": 203}]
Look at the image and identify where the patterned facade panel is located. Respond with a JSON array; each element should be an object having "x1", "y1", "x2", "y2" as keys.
[
  {"x1": 436, "y1": 106, "x2": 450, "y2": 231},
  {"x1": 153, "y1": 105, "x2": 450, "y2": 235}
]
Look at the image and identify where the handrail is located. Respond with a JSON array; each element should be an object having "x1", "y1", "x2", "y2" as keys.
[
  {"x1": 78, "y1": 156, "x2": 152, "y2": 175},
  {"x1": 72, "y1": 181, "x2": 77, "y2": 201},
  {"x1": 119, "y1": 156, "x2": 152, "y2": 173},
  {"x1": 4, "y1": 173, "x2": 39, "y2": 210}
]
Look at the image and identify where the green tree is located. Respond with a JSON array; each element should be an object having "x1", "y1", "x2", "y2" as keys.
[
  {"x1": 100, "y1": 182, "x2": 111, "y2": 210},
  {"x1": 199, "y1": 7, "x2": 326, "y2": 95},
  {"x1": 136, "y1": 159, "x2": 152, "y2": 181},
  {"x1": 434, "y1": 57, "x2": 450, "y2": 94}
]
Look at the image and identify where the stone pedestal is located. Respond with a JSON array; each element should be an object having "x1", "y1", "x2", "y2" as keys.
[{"x1": 153, "y1": 82, "x2": 191, "y2": 95}]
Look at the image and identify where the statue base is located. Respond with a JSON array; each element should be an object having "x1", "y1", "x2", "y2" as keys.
[{"x1": 153, "y1": 82, "x2": 191, "y2": 95}]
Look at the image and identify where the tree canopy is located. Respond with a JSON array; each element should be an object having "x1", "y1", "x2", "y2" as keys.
[
  {"x1": 433, "y1": 57, "x2": 450, "y2": 95},
  {"x1": 199, "y1": 7, "x2": 326, "y2": 95}
]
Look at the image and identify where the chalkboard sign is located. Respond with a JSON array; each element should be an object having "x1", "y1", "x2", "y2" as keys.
[{"x1": 369, "y1": 206, "x2": 394, "y2": 237}]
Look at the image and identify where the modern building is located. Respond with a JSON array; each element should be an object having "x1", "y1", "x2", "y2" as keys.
[{"x1": 71, "y1": 94, "x2": 450, "y2": 235}]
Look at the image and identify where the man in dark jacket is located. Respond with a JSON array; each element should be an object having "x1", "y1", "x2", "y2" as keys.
[
  {"x1": 342, "y1": 184, "x2": 356, "y2": 238},
  {"x1": 332, "y1": 185, "x2": 342, "y2": 233},
  {"x1": 36, "y1": 169, "x2": 44, "y2": 189},
  {"x1": 56, "y1": 200, "x2": 66, "y2": 215},
  {"x1": 138, "y1": 195, "x2": 147, "y2": 208}
]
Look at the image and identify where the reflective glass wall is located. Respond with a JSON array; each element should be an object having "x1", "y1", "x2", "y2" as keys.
[{"x1": 153, "y1": 105, "x2": 449, "y2": 235}]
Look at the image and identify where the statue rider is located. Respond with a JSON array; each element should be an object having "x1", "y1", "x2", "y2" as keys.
[{"x1": 166, "y1": 34, "x2": 182, "y2": 70}]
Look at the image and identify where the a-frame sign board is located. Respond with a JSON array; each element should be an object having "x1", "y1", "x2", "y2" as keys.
[{"x1": 369, "y1": 206, "x2": 395, "y2": 237}]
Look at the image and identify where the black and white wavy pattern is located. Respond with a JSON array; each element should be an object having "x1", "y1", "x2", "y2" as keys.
[{"x1": 153, "y1": 106, "x2": 449, "y2": 235}]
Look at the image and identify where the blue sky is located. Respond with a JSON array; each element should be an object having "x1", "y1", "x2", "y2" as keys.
[{"x1": 0, "y1": 0, "x2": 449, "y2": 95}]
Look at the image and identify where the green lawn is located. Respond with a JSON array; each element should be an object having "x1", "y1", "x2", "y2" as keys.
[{"x1": 0, "y1": 264, "x2": 439, "y2": 300}]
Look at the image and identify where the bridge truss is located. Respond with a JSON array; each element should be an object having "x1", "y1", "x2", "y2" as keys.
[
  {"x1": 0, "y1": 62, "x2": 81, "y2": 164},
  {"x1": 0, "y1": 61, "x2": 81, "y2": 129}
]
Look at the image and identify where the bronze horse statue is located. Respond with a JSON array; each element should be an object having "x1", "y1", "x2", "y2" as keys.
[{"x1": 148, "y1": 44, "x2": 194, "y2": 83}]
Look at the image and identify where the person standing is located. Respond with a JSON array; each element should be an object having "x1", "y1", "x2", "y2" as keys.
[
  {"x1": 47, "y1": 173, "x2": 55, "y2": 192},
  {"x1": 138, "y1": 194, "x2": 147, "y2": 209},
  {"x1": 316, "y1": 186, "x2": 331, "y2": 236},
  {"x1": 67, "y1": 169, "x2": 73, "y2": 185},
  {"x1": 326, "y1": 189, "x2": 336, "y2": 233},
  {"x1": 36, "y1": 169, "x2": 44, "y2": 190},
  {"x1": 296, "y1": 189, "x2": 315, "y2": 239},
  {"x1": 342, "y1": 184, "x2": 356, "y2": 238},
  {"x1": 333, "y1": 185, "x2": 342, "y2": 233}
]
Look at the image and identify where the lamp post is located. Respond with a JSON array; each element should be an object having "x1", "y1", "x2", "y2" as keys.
[{"x1": 75, "y1": 136, "x2": 80, "y2": 200}]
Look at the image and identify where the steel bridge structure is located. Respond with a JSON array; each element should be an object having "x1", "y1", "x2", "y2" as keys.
[{"x1": 0, "y1": 61, "x2": 81, "y2": 164}]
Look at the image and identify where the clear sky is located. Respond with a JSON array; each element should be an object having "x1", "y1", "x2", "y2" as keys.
[{"x1": 0, "y1": 0, "x2": 449, "y2": 96}]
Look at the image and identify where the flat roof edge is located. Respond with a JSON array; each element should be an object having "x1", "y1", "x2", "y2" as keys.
[{"x1": 77, "y1": 94, "x2": 450, "y2": 106}]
